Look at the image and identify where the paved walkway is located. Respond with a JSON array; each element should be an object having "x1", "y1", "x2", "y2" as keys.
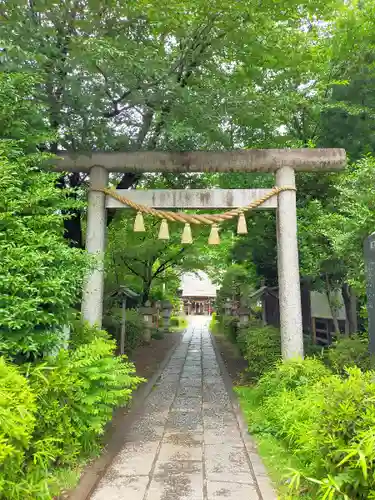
[{"x1": 91, "y1": 317, "x2": 275, "y2": 500}]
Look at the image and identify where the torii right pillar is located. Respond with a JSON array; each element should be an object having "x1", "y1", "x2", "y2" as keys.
[{"x1": 276, "y1": 165, "x2": 304, "y2": 359}]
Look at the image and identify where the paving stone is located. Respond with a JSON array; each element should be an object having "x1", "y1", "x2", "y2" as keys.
[
  {"x1": 110, "y1": 440, "x2": 160, "y2": 476},
  {"x1": 178, "y1": 385, "x2": 203, "y2": 399},
  {"x1": 203, "y1": 407, "x2": 237, "y2": 427},
  {"x1": 127, "y1": 420, "x2": 165, "y2": 443},
  {"x1": 204, "y1": 426, "x2": 244, "y2": 446},
  {"x1": 155, "y1": 442, "x2": 203, "y2": 474},
  {"x1": 180, "y1": 378, "x2": 202, "y2": 387},
  {"x1": 172, "y1": 396, "x2": 202, "y2": 412},
  {"x1": 203, "y1": 389, "x2": 231, "y2": 406},
  {"x1": 203, "y1": 399, "x2": 232, "y2": 411},
  {"x1": 146, "y1": 472, "x2": 204, "y2": 500},
  {"x1": 183, "y1": 366, "x2": 202, "y2": 373},
  {"x1": 182, "y1": 369, "x2": 202, "y2": 378},
  {"x1": 204, "y1": 444, "x2": 254, "y2": 483},
  {"x1": 166, "y1": 410, "x2": 203, "y2": 432},
  {"x1": 206, "y1": 481, "x2": 260, "y2": 499},
  {"x1": 163, "y1": 431, "x2": 204, "y2": 446},
  {"x1": 91, "y1": 474, "x2": 149, "y2": 500},
  {"x1": 248, "y1": 451, "x2": 269, "y2": 477},
  {"x1": 255, "y1": 476, "x2": 278, "y2": 500}
]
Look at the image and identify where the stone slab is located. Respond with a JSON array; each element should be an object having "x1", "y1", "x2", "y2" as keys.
[
  {"x1": 91, "y1": 474, "x2": 149, "y2": 500},
  {"x1": 166, "y1": 410, "x2": 203, "y2": 432},
  {"x1": 204, "y1": 444, "x2": 254, "y2": 484},
  {"x1": 110, "y1": 440, "x2": 160, "y2": 476},
  {"x1": 145, "y1": 472, "x2": 204, "y2": 500},
  {"x1": 207, "y1": 481, "x2": 260, "y2": 500}
]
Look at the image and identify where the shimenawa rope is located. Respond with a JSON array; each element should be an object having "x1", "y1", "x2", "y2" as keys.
[{"x1": 95, "y1": 186, "x2": 296, "y2": 244}]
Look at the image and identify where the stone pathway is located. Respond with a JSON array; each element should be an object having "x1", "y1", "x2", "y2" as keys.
[{"x1": 91, "y1": 317, "x2": 275, "y2": 500}]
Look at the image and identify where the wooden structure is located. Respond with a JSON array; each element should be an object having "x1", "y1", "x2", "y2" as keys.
[
  {"x1": 179, "y1": 272, "x2": 217, "y2": 316},
  {"x1": 51, "y1": 148, "x2": 346, "y2": 360},
  {"x1": 255, "y1": 286, "x2": 348, "y2": 345}
]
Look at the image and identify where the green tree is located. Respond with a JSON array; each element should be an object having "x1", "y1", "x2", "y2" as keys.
[
  {"x1": 1, "y1": 0, "x2": 341, "y2": 245},
  {"x1": 0, "y1": 73, "x2": 88, "y2": 361},
  {"x1": 106, "y1": 212, "x2": 215, "y2": 304}
]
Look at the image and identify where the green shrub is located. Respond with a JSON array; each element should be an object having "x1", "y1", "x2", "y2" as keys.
[
  {"x1": 325, "y1": 335, "x2": 371, "y2": 374},
  {"x1": 238, "y1": 359, "x2": 375, "y2": 499},
  {"x1": 69, "y1": 320, "x2": 111, "y2": 350},
  {"x1": 0, "y1": 130, "x2": 89, "y2": 360},
  {"x1": 102, "y1": 308, "x2": 145, "y2": 353},
  {"x1": 255, "y1": 357, "x2": 330, "y2": 401},
  {"x1": 304, "y1": 368, "x2": 375, "y2": 499},
  {"x1": 209, "y1": 312, "x2": 218, "y2": 333},
  {"x1": 222, "y1": 315, "x2": 239, "y2": 342},
  {"x1": 169, "y1": 316, "x2": 188, "y2": 330},
  {"x1": 0, "y1": 358, "x2": 37, "y2": 498},
  {"x1": 237, "y1": 323, "x2": 281, "y2": 379},
  {"x1": 26, "y1": 335, "x2": 143, "y2": 464},
  {"x1": 0, "y1": 331, "x2": 143, "y2": 499}
]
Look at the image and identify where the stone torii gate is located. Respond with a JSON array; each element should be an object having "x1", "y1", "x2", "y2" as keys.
[{"x1": 53, "y1": 148, "x2": 346, "y2": 359}]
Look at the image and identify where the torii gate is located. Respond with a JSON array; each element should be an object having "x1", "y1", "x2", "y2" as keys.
[{"x1": 53, "y1": 148, "x2": 346, "y2": 359}]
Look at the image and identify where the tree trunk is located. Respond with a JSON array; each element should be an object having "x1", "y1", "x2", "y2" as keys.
[
  {"x1": 342, "y1": 283, "x2": 358, "y2": 335},
  {"x1": 142, "y1": 281, "x2": 152, "y2": 305},
  {"x1": 325, "y1": 274, "x2": 340, "y2": 337}
]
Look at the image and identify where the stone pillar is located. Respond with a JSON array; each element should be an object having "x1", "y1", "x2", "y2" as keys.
[
  {"x1": 276, "y1": 166, "x2": 304, "y2": 359},
  {"x1": 81, "y1": 166, "x2": 108, "y2": 327}
]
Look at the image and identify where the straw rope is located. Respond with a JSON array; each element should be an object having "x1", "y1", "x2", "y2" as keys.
[{"x1": 97, "y1": 186, "x2": 296, "y2": 225}]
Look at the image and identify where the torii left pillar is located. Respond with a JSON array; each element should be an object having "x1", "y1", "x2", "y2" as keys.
[{"x1": 82, "y1": 166, "x2": 108, "y2": 327}]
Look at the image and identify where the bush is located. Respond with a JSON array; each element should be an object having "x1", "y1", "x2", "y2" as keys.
[
  {"x1": 0, "y1": 147, "x2": 89, "y2": 361},
  {"x1": 237, "y1": 323, "x2": 281, "y2": 379},
  {"x1": 102, "y1": 308, "x2": 145, "y2": 353},
  {"x1": 169, "y1": 316, "x2": 188, "y2": 330},
  {"x1": 69, "y1": 320, "x2": 111, "y2": 350},
  {"x1": 26, "y1": 334, "x2": 143, "y2": 464},
  {"x1": 255, "y1": 357, "x2": 330, "y2": 401},
  {"x1": 306, "y1": 368, "x2": 375, "y2": 498},
  {"x1": 325, "y1": 335, "x2": 371, "y2": 374},
  {"x1": 238, "y1": 359, "x2": 375, "y2": 499},
  {"x1": 0, "y1": 358, "x2": 37, "y2": 499},
  {"x1": 0, "y1": 329, "x2": 143, "y2": 499},
  {"x1": 222, "y1": 315, "x2": 240, "y2": 342},
  {"x1": 209, "y1": 312, "x2": 218, "y2": 333}
]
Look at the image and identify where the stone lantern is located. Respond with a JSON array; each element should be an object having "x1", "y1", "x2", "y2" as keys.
[
  {"x1": 224, "y1": 298, "x2": 232, "y2": 317},
  {"x1": 161, "y1": 300, "x2": 173, "y2": 332},
  {"x1": 140, "y1": 300, "x2": 156, "y2": 343},
  {"x1": 238, "y1": 307, "x2": 250, "y2": 327}
]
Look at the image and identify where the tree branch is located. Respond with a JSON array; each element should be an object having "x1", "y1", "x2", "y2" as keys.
[
  {"x1": 152, "y1": 248, "x2": 185, "y2": 279},
  {"x1": 120, "y1": 257, "x2": 145, "y2": 279}
]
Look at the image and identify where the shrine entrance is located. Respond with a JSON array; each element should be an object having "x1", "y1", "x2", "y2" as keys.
[{"x1": 53, "y1": 148, "x2": 346, "y2": 359}]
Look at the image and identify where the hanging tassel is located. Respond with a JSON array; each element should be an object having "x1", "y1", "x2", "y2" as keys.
[
  {"x1": 158, "y1": 219, "x2": 170, "y2": 240},
  {"x1": 208, "y1": 224, "x2": 220, "y2": 245},
  {"x1": 134, "y1": 211, "x2": 145, "y2": 232},
  {"x1": 181, "y1": 223, "x2": 193, "y2": 244},
  {"x1": 237, "y1": 210, "x2": 248, "y2": 235}
]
